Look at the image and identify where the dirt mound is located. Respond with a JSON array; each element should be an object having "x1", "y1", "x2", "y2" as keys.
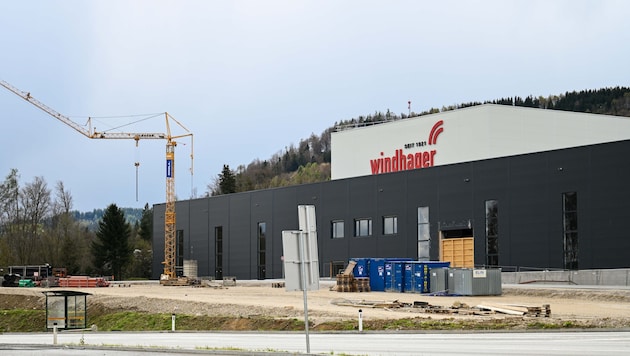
[{"x1": 0, "y1": 294, "x2": 43, "y2": 310}]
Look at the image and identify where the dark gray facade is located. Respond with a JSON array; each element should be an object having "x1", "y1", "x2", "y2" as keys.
[{"x1": 152, "y1": 140, "x2": 630, "y2": 280}]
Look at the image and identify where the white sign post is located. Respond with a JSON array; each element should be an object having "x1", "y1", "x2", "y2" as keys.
[{"x1": 282, "y1": 205, "x2": 320, "y2": 354}]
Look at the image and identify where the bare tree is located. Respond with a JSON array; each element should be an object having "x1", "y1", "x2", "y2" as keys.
[
  {"x1": 54, "y1": 181, "x2": 73, "y2": 214},
  {"x1": 14, "y1": 176, "x2": 51, "y2": 264},
  {"x1": 42, "y1": 181, "x2": 74, "y2": 267}
]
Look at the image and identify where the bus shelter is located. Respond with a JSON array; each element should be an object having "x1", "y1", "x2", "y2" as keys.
[{"x1": 43, "y1": 290, "x2": 91, "y2": 330}]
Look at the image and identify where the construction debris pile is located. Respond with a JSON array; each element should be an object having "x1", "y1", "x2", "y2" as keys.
[{"x1": 331, "y1": 298, "x2": 551, "y2": 317}]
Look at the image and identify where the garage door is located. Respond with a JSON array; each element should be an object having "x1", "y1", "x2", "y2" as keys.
[{"x1": 440, "y1": 237, "x2": 474, "y2": 268}]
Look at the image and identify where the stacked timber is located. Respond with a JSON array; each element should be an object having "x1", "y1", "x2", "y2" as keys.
[
  {"x1": 58, "y1": 276, "x2": 110, "y2": 288},
  {"x1": 336, "y1": 274, "x2": 355, "y2": 292},
  {"x1": 335, "y1": 260, "x2": 357, "y2": 292},
  {"x1": 333, "y1": 261, "x2": 371, "y2": 292},
  {"x1": 355, "y1": 277, "x2": 371, "y2": 292}
]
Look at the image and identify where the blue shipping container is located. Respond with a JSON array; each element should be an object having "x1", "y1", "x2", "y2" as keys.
[
  {"x1": 393, "y1": 261, "x2": 405, "y2": 292},
  {"x1": 384, "y1": 261, "x2": 400, "y2": 292},
  {"x1": 403, "y1": 262, "x2": 415, "y2": 292},
  {"x1": 384, "y1": 259, "x2": 414, "y2": 292},
  {"x1": 405, "y1": 261, "x2": 451, "y2": 293},
  {"x1": 384, "y1": 261, "x2": 394, "y2": 291},
  {"x1": 351, "y1": 258, "x2": 370, "y2": 277},
  {"x1": 368, "y1": 258, "x2": 386, "y2": 291}
]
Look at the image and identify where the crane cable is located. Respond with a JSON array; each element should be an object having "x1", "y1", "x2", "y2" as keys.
[
  {"x1": 135, "y1": 142, "x2": 141, "y2": 202},
  {"x1": 135, "y1": 161, "x2": 140, "y2": 202}
]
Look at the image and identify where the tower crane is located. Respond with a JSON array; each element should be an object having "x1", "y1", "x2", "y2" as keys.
[{"x1": 0, "y1": 80, "x2": 192, "y2": 284}]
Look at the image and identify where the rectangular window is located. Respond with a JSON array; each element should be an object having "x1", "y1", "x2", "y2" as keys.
[
  {"x1": 176, "y1": 229, "x2": 184, "y2": 277},
  {"x1": 562, "y1": 192, "x2": 578, "y2": 270},
  {"x1": 354, "y1": 218, "x2": 372, "y2": 237},
  {"x1": 417, "y1": 207, "x2": 430, "y2": 260},
  {"x1": 214, "y1": 226, "x2": 223, "y2": 280},
  {"x1": 331, "y1": 220, "x2": 344, "y2": 238},
  {"x1": 258, "y1": 222, "x2": 266, "y2": 252},
  {"x1": 257, "y1": 222, "x2": 266, "y2": 280},
  {"x1": 485, "y1": 200, "x2": 499, "y2": 266},
  {"x1": 383, "y1": 216, "x2": 398, "y2": 235}
]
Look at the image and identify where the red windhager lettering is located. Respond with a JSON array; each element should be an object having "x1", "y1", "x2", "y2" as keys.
[
  {"x1": 368, "y1": 120, "x2": 444, "y2": 175},
  {"x1": 370, "y1": 149, "x2": 436, "y2": 174}
]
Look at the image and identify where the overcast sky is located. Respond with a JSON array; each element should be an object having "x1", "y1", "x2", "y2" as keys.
[{"x1": 1, "y1": 1, "x2": 628, "y2": 212}]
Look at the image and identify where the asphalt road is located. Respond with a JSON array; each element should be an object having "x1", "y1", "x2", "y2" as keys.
[{"x1": 1, "y1": 331, "x2": 629, "y2": 355}]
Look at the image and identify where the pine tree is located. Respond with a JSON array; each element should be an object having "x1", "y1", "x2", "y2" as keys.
[
  {"x1": 91, "y1": 203, "x2": 132, "y2": 280},
  {"x1": 219, "y1": 164, "x2": 236, "y2": 194},
  {"x1": 138, "y1": 203, "x2": 153, "y2": 241}
]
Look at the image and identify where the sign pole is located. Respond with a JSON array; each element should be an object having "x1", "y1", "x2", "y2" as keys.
[
  {"x1": 282, "y1": 205, "x2": 319, "y2": 355},
  {"x1": 299, "y1": 230, "x2": 310, "y2": 354}
]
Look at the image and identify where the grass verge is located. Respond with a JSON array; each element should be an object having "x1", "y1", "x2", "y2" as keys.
[{"x1": 1, "y1": 308, "x2": 605, "y2": 332}]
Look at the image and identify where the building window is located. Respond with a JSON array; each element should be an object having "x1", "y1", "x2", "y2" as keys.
[
  {"x1": 354, "y1": 218, "x2": 372, "y2": 237},
  {"x1": 257, "y1": 222, "x2": 266, "y2": 280},
  {"x1": 383, "y1": 216, "x2": 398, "y2": 235},
  {"x1": 563, "y1": 192, "x2": 578, "y2": 270},
  {"x1": 176, "y1": 230, "x2": 184, "y2": 277},
  {"x1": 485, "y1": 200, "x2": 499, "y2": 266},
  {"x1": 215, "y1": 226, "x2": 223, "y2": 280},
  {"x1": 417, "y1": 207, "x2": 430, "y2": 260},
  {"x1": 331, "y1": 220, "x2": 344, "y2": 239}
]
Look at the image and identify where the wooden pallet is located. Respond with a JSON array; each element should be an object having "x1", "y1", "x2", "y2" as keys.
[
  {"x1": 355, "y1": 277, "x2": 371, "y2": 292},
  {"x1": 336, "y1": 274, "x2": 356, "y2": 292}
]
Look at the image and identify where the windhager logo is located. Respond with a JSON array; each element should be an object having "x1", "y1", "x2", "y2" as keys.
[
  {"x1": 369, "y1": 120, "x2": 444, "y2": 175},
  {"x1": 428, "y1": 120, "x2": 444, "y2": 145}
]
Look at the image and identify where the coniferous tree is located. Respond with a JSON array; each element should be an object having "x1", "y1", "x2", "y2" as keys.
[
  {"x1": 138, "y1": 203, "x2": 153, "y2": 241},
  {"x1": 91, "y1": 203, "x2": 132, "y2": 280},
  {"x1": 218, "y1": 164, "x2": 236, "y2": 194}
]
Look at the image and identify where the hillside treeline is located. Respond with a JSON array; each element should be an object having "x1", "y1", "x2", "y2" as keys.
[
  {"x1": 73, "y1": 207, "x2": 144, "y2": 232},
  {"x1": 209, "y1": 86, "x2": 630, "y2": 195},
  {"x1": 207, "y1": 130, "x2": 334, "y2": 195}
]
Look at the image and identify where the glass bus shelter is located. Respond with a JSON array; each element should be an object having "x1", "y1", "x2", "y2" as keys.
[{"x1": 43, "y1": 290, "x2": 91, "y2": 330}]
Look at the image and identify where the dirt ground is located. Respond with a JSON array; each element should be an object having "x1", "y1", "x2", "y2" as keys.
[{"x1": 2, "y1": 280, "x2": 630, "y2": 329}]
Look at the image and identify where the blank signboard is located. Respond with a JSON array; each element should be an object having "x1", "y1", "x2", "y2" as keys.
[{"x1": 282, "y1": 230, "x2": 320, "y2": 291}]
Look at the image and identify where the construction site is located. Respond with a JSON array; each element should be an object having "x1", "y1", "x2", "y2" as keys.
[
  {"x1": 1, "y1": 257, "x2": 630, "y2": 331},
  {"x1": 1, "y1": 276, "x2": 630, "y2": 332},
  {"x1": 2, "y1": 77, "x2": 630, "y2": 335}
]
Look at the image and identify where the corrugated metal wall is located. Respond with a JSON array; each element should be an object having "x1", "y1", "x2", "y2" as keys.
[{"x1": 152, "y1": 140, "x2": 630, "y2": 280}]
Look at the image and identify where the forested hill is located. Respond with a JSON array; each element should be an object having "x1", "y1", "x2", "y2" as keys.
[
  {"x1": 73, "y1": 208, "x2": 143, "y2": 231},
  {"x1": 210, "y1": 87, "x2": 630, "y2": 195}
]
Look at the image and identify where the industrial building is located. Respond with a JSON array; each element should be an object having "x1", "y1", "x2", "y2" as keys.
[{"x1": 152, "y1": 104, "x2": 630, "y2": 280}]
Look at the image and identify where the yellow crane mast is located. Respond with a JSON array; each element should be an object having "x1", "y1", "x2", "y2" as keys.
[{"x1": 0, "y1": 80, "x2": 192, "y2": 283}]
